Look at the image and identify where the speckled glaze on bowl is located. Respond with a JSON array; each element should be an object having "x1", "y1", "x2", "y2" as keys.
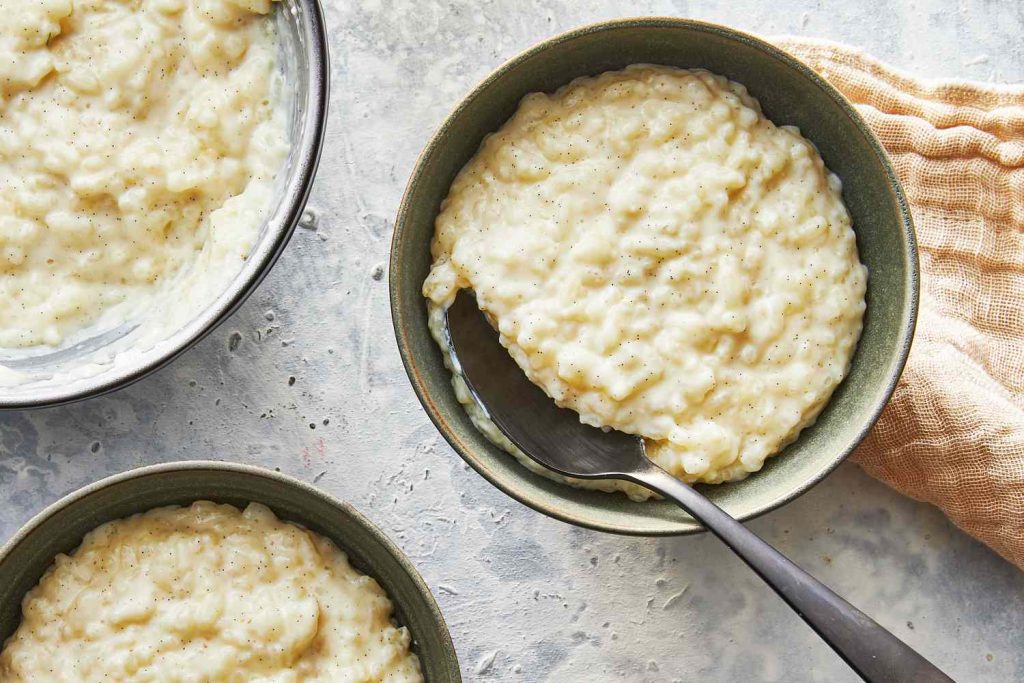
[
  {"x1": 0, "y1": 462, "x2": 461, "y2": 682},
  {"x1": 390, "y1": 17, "x2": 918, "y2": 535}
]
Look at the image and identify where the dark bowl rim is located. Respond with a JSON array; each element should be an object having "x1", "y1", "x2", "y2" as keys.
[
  {"x1": 0, "y1": 460, "x2": 460, "y2": 676},
  {"x1": 1, "y1": 0, "x2": 332, "y2": 410},
  {"x1": 390, "y1": 16, "x2": 919, "y2": 536}
]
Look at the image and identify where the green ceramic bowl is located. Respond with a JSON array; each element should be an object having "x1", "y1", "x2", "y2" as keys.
[
  {"x1": 390, "y1": 18, "x2": 917, "y2": 535},
  {"x1": 0, "y1": 462, "x2": 461, "y2": 682}
]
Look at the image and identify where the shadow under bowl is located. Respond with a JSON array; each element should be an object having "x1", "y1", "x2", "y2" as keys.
[
  {"x1": 0, "y1": 462, "x2": 461, "y2": 682},
  {"x1": 390, "y1": 17, "x2": 917, "y2": 535}
]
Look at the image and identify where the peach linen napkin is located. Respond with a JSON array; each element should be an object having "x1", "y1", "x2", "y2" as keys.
[{"x1": 774, "y1": 38, "x2": 1024, "y2": 569}]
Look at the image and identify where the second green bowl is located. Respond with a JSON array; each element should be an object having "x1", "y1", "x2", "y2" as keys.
[{"x1": 0, "y1": 462, "x2": 461, "y2": 681}]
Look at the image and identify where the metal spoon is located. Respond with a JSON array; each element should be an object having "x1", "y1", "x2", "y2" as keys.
[{"x1": 445, "y1": 290, "x2": 952, "y2": 683}]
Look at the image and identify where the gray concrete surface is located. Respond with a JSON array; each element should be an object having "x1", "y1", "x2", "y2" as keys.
[{"x1": 2, "y1": 1, "x2": 1023, "y2": 681}]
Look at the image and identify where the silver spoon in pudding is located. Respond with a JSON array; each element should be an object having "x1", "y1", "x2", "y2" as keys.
[{"x1": 445, "y1": 289, "x2": 950, "y2": 683}]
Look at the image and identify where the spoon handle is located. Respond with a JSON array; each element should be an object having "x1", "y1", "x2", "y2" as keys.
[{"x1": 628, "y1": 466, "x2": 954, "y2": 683}]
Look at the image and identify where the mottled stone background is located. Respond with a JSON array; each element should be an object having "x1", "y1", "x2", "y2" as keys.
[{"x1": 2, "y1": 1, "x2": 1023, "y2": 681}]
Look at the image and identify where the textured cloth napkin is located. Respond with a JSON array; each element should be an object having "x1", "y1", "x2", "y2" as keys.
[{"x1": 776, "y1": 38, "x2": 1024, "y2": 570}]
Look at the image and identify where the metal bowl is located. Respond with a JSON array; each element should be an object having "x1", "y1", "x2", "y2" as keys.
[
  {"x1": 0, "y1": 462, "x2": 461, "y2": 682},
  {"x1": 390, "y1": 18, "x2": 918, "y2": 535},
  {"x1": 0, "y1": 0, "x2": 330, "y2": 409}
]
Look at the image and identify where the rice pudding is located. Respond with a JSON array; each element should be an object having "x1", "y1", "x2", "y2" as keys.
[
  {"x1": 0, "y1": 501, "x2": 423, "y2": 682},
  {"x1": 424, "y1": 65, "x2": 867, "y2": 498},
  {"x1": 0, "y1": 0, "x2": 286, "y2": 349}
]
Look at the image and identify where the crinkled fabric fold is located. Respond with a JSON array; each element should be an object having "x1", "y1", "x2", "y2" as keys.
[{"x1": 777, "y1": 37, "x2": 1024, "y2": 570}]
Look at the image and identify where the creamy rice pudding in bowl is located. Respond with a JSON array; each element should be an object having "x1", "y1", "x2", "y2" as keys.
[
  {"x1": 0, "y1": 0, "x2": 328, "y2": 408},
  {"x1": 391, "y1": 18, "x2": 918, "y2": 534},
  {"x1": 0, "y1": 462, "x2": 460, "y2": 682}
]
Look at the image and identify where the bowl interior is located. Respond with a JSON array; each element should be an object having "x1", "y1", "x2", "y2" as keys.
[
  {"x1": 0, "y1": 464, "x2": 460, "y2": 682},
  {"x1": 0, "y1": 0, "x2": 327, "y2": 407},
  {"x1": 392, "y1": 19, "x2": 916, "y2": 534}
]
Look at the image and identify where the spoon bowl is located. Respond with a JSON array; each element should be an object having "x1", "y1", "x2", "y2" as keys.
[{"x1": 445, "y1": 290, "x2": 651, "y2": 484}]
